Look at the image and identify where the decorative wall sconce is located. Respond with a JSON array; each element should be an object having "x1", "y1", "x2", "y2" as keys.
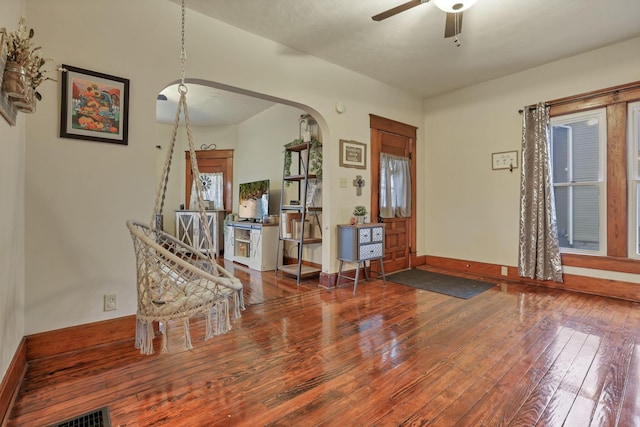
[{"x1": 0, "y1": 17, "x2": 55, "y2": 126}]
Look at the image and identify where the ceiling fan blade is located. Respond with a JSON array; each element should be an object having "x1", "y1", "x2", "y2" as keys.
[
  {"x1": 372, "y1": 0, "x2": 426, "y2": 21},
  {"x1": 444, "y1": 12, "x2": 463, "y2": 38}
]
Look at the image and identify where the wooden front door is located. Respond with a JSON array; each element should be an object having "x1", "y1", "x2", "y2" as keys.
[
  {"x1": 185, "y1": 149, "x2": 234, "y2": 211},
  {"x1": 370, "y1": 115, "x2": 417, "y2": 273}
]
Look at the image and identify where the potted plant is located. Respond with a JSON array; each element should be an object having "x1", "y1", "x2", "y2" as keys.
[{"x1": 353, "y1": 205, "x2": 367, "y2": 224}]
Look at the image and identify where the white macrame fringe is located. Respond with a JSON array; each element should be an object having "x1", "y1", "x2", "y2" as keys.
[
  {"x1": 183, "y1": 318, "x2": 192, "y2": 350},
  {"x1": 205, "y1": 306, "x2": 214, "y2": 340},
  {"x1": 234, "y1": 288, "x2": 245, "y2": 319},
  {"x1": 161, "y1": 321, "x2": 170, "y2": 353},
  {"x1": 135, "y1": 319, "x2": 156, "y2": 356},
  {"x1": 133, "y1": 291, "x2": 244, "y2": 355}
]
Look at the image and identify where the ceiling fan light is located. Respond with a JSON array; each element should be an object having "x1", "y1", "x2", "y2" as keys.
[{"x1": 433, "y1": 0, "x2": 477, "y2": 13}]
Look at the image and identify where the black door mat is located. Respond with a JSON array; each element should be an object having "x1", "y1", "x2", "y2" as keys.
[
  {"x1": 386, "y1": 269, "x2": 495, "y2": 299},
  {"x1": 47, "y1": 407, "x2": 111, "y2": 427}
]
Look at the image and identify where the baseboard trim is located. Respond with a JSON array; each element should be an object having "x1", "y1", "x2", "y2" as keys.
[
  {"x1": 319, "y1": 271, "x2": 334, "y2": 289},
  {"x1": 0, "y1": 337, "x2": 26, "y2": 427},
  {"x1": 425, "y1": 255, "x2": 640, "y2": 302},
  {"x1": 26, "y1": 315, "x2": 136, "y2": 361},
  {"x1": 2, "y1": 316, "x2": 136, "y2": 423}
]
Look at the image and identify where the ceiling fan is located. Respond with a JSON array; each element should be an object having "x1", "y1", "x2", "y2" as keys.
[{"x1": 372, "y1": 0, "x2": 478, "y2": 44}]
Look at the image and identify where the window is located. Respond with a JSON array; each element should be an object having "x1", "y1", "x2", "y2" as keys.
[
  {"x1": 185, "y1": 149, "x2": 234, "y2": 211},
  {"x1": 629, "y1": 101, "x2": 640, "y2": 258},
  {"x1": 189, "y1": 172, "x2": 224, "y2": 210},
  {"x1": 543, "y1": 82, "x2": 640, "y2": 270},
  {"x1": 550, "y1": 109, "x2": 607, "y2": 255},
  {"x1": 379, "y1": 153, "x2": 411, "y2": 218}
]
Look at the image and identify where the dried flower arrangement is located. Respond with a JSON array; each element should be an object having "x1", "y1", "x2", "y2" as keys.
[{"x1": 3, "y1": 16, "x2": 55, "y2": 105}]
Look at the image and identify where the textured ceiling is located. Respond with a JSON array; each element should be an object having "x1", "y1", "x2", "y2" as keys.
[
  {"x1": 178, "y1": 0, "x2": 640, "y2": 98},
  {"x1": 159, "y1": 0, "x2": 640, "y2": 125}
]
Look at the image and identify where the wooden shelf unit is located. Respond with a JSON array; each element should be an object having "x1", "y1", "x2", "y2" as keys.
[{"x1": 275, "y1": 138, "x2": 323, "y2": 284}]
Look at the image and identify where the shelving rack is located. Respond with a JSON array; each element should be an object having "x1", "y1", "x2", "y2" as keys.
[{"x1": 275, "y1": 138, "x2": 322, "y2": 285}]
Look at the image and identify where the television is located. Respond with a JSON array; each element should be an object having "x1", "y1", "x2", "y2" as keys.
[{"x1": 238, "y1": 179, "x2": 270, "y2": 221}]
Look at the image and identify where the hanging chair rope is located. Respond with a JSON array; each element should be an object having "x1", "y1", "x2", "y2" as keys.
[{"x1": 126, "y1": 0, "x2": 243, "y2": 355}]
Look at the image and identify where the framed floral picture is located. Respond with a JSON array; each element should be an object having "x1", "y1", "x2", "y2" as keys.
[
  {"x1": 339, "y1": 139, "x2": 367, "y2": 169},
  {"x1": 59, "y1": 64, "x2": 129, "y2": 145}
]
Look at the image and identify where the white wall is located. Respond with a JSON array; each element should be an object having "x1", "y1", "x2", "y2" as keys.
[
  {"x1": 0, "y1": 0, "x2": 26, "y2": 385},
  {"x1": 236, "y1": 104, "x2": 306, "y2": 215},
  {"x1": 423, "y1": 37, "x2": 640, "y2": 282},
  {"x1": 23, "y1": 0, "x2": 423, "y2": 334}
]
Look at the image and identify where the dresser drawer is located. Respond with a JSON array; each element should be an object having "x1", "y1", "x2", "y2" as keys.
[
  {"x1": 359, "y1": 227, "x2": 371, "y2": 243},
  {"x1": 359, "y1": 243, "x2": 383, "y2": 260},
  {"x1": 372, "y1": 226, "x2": 384, "y2": 242}
]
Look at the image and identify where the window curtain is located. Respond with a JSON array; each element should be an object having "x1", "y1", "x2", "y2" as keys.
[
  {"x1": 190, "y1": 172, "x2": 224, "y2": 210},
  {"x1": 380, "y1": 153, "x2": 411, "y2": 218},
  {"x1": 519, "y1": 102, "x2": 563, "y2": 282}
]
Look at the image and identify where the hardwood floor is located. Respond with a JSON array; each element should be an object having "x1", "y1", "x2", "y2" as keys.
[{"x1": 7, "y1": 263, "x2": 640, "y2": 426}]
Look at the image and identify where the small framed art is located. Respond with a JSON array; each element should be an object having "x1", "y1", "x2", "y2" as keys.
[
  {"x1": 339, "y1": 139, "x2": 366, "y2": 169},
  {"x1": 492, "y1": 150, "x2": 518, "y2": 171}
]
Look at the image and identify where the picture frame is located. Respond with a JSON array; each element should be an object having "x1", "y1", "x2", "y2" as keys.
[
  {"x1": 491, "y1": 150, "x2": 518, "y2": 171},
  {"x1": 59, "y1": 64, "x2": 129, "y2": 145},
  {"x1": 339, "y1": 139, "x2": 367, "y2": 169}
]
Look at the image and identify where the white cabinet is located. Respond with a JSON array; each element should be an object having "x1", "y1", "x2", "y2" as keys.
[
  {"x1": 225, "y1": 222, "x2": 280, "y2": 271},
  {"x1": 175, "y1": 210, "x2": 226, "y2": 255}
]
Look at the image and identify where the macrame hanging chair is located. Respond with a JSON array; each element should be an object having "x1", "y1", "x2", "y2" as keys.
[{"x1": 126, "y1": 1, "x2": 243, "y2": 355}]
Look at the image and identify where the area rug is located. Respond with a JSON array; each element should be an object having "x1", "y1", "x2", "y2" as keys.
[{"x1": 386, "y1": 269, "x2": 495, "y2": 299}]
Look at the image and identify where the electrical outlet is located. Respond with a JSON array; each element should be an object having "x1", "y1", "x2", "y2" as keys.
[
  {"x1": 501, "y1": 266, "x2": 508, "y2": 276},
  {"x1": 104, "y1": 294, "x2": 117, "y2": 311}
]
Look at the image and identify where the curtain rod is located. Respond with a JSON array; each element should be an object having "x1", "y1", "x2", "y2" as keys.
[
  {"x1": 517, "y1": 90, "x2": 618, "y2": 114},
  {"x1": 518, "y1": 81, "x2": 640, "y2": 114},
  {"x1": 517, "y1": 90, "x2": 617, "y2": 114}
]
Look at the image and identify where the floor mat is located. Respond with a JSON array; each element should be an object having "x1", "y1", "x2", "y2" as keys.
[{"x1": 386, "y1": 269, "x2": 495, "y2": 299}]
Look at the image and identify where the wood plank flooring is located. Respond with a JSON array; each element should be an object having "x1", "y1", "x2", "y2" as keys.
[{"x1": 7, "y1": 263, "x2": 640, "y2": 426}]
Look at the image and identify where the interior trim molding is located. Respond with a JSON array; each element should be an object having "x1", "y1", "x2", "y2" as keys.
[
  {"x1": 26, "y1": 315, "x2": 136, "y2": 361},
  {"x1": 0, "y1": 337, "x2": 26, "y2": 426},
  {"x1": 319, "y1": 271, "x2": 334, "y2": 289},
  {"x1": 425, "y1": 255, "x2": 640, "y2": 302},
  {"x1": 561, "y1": 253, "x2": 640, "y2": 274}
]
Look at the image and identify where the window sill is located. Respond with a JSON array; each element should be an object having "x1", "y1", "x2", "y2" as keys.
[{"x1": 561, "y1": 253, "x2": 640, "y2": 275}]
